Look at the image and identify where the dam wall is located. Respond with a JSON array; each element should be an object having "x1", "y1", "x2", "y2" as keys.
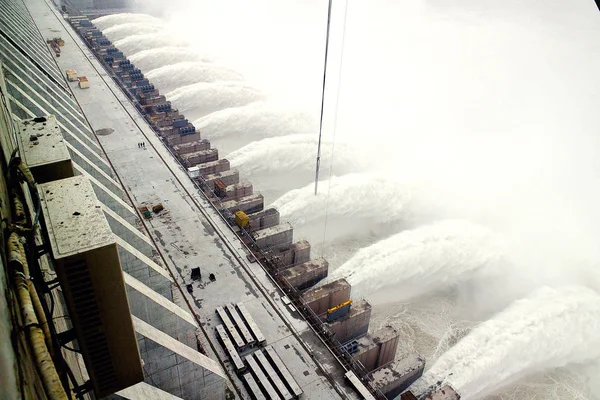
[{"x1": 68, "y1": 15, "x2": 424, "y2": 399}]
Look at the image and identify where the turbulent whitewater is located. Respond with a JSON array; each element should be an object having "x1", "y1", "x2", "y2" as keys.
[
  {"x1": 145, "y1": 62, "x2": 243, "y2": 93},
  {"x1": 165, "y1": 82, "x2": 264, "y2": 120},
  {"x1": 93, "y1": 13, "x2": 161, "y2": 30},
  {"x1": 270, "y1": 174, "x2": 423, "y2": 244},
  {"x1": 102, "y1": 22, "x2": 164, "y2": 41},
  {"x1": 331, "y1": 219, "x2": 506, "y2": 302},
  {"x1": 194, "y1": 102, "x2": 317, "y2": 154},
  {"x1": 114, "y1": 33, "x2": 188, "y2": 56},
  {"x1": 92, "y1": 2, "x2": 600, "y2": 397},
  {"x1": 414, "y1": 286, "x2": 600, "y2": 399},
  {"x1": 128, "y1": 47, "x2": 212, "y2": 71},
  {"x1": 227, "y1": 134, "x2": 368, "y2": 198}
]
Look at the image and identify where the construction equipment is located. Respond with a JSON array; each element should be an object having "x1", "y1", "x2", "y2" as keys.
[
  {"x1": 46, "y1": 38, "x2": 62, "y2": 57},
  {"x1": 327, "y1": 300, "x2": 353, "y2": 322},
  {"x1": 138, "y1": 205, "x2": 152, "y2": 219},
  {"x1": 341, "y1": 340, "x2": 359, "y2": 355},
  {"x1": 191, "y1": 267, "x2": 201, "y2": 281},
  {"x1": 214, "y1": 179, "x2": 227, "y2": 198},
  {"x1": 152, "y1": 203, "x2": 164, "y2": 213},
  {"x1": 235, "y1": 210, "x2": 250, "y2": 229}
]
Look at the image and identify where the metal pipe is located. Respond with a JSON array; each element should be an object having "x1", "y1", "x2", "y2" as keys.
[
  {"x1": 9, "y1": 233, "x2": 66, "y2": 400},
  {"x1": 12, "y1": 192, "x2": 26, "y2": 225}
]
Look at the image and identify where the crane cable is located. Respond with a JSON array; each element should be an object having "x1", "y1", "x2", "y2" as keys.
[
  {"x1": 321, "y1": 0, "x2": 350, "y2": 258},
  {"x1": 314, "y1": 0, "x2": 333, "y2": 196}
]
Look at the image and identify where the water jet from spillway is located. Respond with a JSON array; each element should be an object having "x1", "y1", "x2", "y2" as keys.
[
  {"x1": 271, "y1": 174, "x2": 419, "y2": 244},
  {"x1": 145, "y1": 62, "x2": 243, "y2": 93},
  {"x1": 103, "y1": 22, "x2": 165, "y2": 42},
  {"x1": 413, "y1": 285, "x2": 600, "y2": 399},
  {"x1": 194, "y1": 102, "x2": 316, "y2": 154},
  {"x1": 227, "y1": 134, "x2": 368, "y2": 199},
  {"x1": 129, "y1": 47, "x2": 212, "y2": 71},
  {"x1": 93, "y1": 13, "x2": 162, "y2": 30},
  {"x1": 165, "y1": 82, "x2": 264, "y2": 121},
  {"x1": 331, "y1": 219, "x2": 506, "y2": 302},
  {"x1": 114, "y1": 33, "x2": 189, "y2": 56}
]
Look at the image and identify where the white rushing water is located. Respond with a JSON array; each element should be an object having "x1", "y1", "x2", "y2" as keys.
[
  {"x1": 95, "y1": 1, "x2": 600, "y2": 398},
  {"x1": 330, "y1": 219, "x2": 506, "y2": 303},
  {"x1": 102, "y1": 22, "x2": 164, "y2": 41},
  {"x1": 129, "y1": 47, "x2": 212, "y2": 71},
  {"x1": 164, "y1": 81, "x2": 264, "y2": 120},
  {"x1": 413, "y1": 286, "x2": 600, "y2": 399},
  {"x1": 145, "y1": 62, "x2": 243, "y2": 93}
]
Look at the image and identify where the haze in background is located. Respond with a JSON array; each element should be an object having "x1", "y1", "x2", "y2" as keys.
[{"x1": 96, "y1": 1, "x2": 600, "y2": 398}]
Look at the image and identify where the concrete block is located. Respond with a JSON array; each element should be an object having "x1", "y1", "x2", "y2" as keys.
[
  {"x1": 302, "y1": 278, "x2": 351, "y2": 316},
  {"x1": 253, "y1": 223, "x2": 293, "y2": 250},
  {"x1": 280, "y1": 258, "x2": 329, "y2": 290},
  {"x1": 166, "y1": 132, "x2": 201, "y2": 146},
  {"x1": 180, "y1": 148, "x2": 219, "y2": 167},
  {"x1": 276, "y1": 240, "x2": 311, "y2": 267},
  {"x1": 369, "y1": 353, "x2": 425, "y2": 399},
  {"x1": 221, "y1": 194, "x2": 264, "y2": 214},
  {"x1": 247, "y1": 208, "x2": 280, "y2": 232},
  {"x1": 353, "y1": 326, "x2": 399, "y2": 372},
  {"x1": 422, "y1": 385, "x2": 461, "y2": 400},
  {"x1": 224, "y1": 182, "x2": 253, "y2": 201},
  {"x1": 203, "y1": 169, "x2": 240, "y2": 190},
  {"x1": 326, "y1": 299, "x2": 371, "y2": 343},
  {"x1": 191, "y1": 159, "x2": 230, "y2": 177},
  {"x1": 173, "y1": 139, "x2": 211, "y2": 155}
]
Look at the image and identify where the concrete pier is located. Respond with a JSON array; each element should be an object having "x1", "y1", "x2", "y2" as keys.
[
  {"x1": 165, "y1": 131, "x2": 202, "y2": 146},
  {"x1": 173, "y1": 139, "x2": 211, "y2": 155},
  {"x1": 302, "y1": 279, "x2": 351, "y2": 316},
  {"x1": 277, "y1": 240, "x2": 311, "y2": 267},
  {"x1": 253, "y1": 223, "x2": 294, "y2": 250},
  {"x1": 369, "y1": 354, "x2": 425, "y2": 399},
  {"x1": 224, "y1": 182, "x2": 253, "y2": 201},
  {"x1": 247, "y1": 208, "x2": 280, "y2": 231},
  {"x1": 221, "y1": 194, "x2": 264, "y2": 214},
  {"x1": 188, "y1": 159, "x2": 231, "y2": 177},
  {"x1": 180, "y1": 149, "x2": 219, "y2": 167},
  {"x1": 280, "y1": 259, "x2": 329, "y2": 290},
  {"x1": 422, "y1": 385, "x2": 461, "y2": 400},
  {"x1": 326, "y1": 299, "x2": 371, "y2": 343},
  {"x1": 352, "y1": 326, "x2": 399, "y2": 372},
  {"x1": 204, "y1": 170, "x2": 240, "y2": 189}
]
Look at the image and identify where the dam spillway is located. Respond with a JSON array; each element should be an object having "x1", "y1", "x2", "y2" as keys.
[{"x1": 62, "y1": 13, "x2": 433, "y2": 399}]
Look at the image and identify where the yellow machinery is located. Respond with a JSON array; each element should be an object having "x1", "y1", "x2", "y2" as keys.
[
  {"x1": 327, "y1": 300, "x2": 352, "y2": 314},
  {"x1": 235, "y1": 211, "x2": 249, "y2": 229},
  {"x1": 326, "y1": 300, "x2": 353, "y2": 322}
]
